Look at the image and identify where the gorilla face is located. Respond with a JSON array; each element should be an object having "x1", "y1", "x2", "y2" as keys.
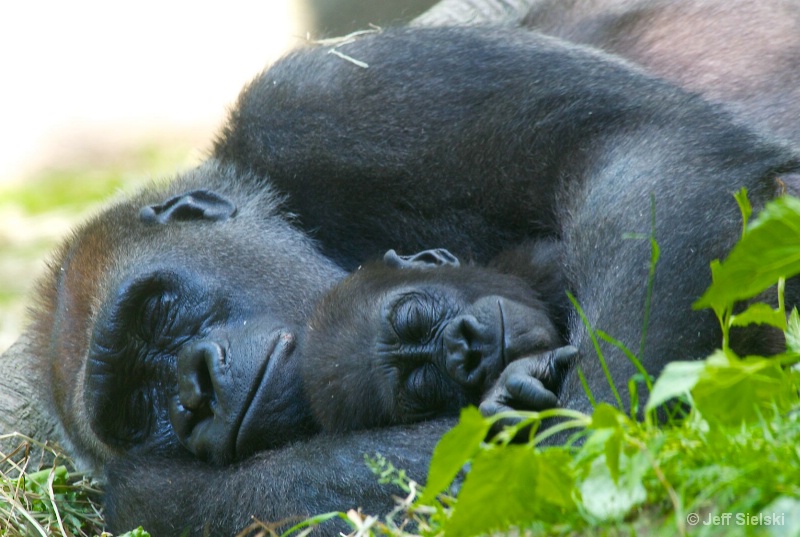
[
  {"x1": 35, "y1": 161, "x2": 345, "y2": 469},
  {"x1": 85, "y1": 265, "x2": 313, "y2": 465},
  {"x1": 301, "y1": 251, "x2": 561, "y2": 433}
]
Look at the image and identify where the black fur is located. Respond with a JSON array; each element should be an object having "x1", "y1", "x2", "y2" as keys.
[{"x1": 213, "y1": 26, "x2": 799, "y2": 419}]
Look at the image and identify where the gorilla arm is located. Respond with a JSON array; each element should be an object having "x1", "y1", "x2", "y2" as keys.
[
  {"x1": 0, "y1": 333, "x2": 60, "y2": 453},
  {"x1": 103, "y1": 418, "x2": 452, "y2": 536}
]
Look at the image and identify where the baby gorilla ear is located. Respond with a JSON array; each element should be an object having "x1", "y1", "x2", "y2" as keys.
[
  {"x1": 383, "y1": 248, "x2": 461, "y2": 269},
  {"x1": 140, "y1": 189, "x2": 237, "y2": 224}
]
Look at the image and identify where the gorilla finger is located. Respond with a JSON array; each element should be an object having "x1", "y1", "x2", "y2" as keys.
[
  {"x1": 551, "y1": 345, "x2": 578, "y2": 376},
  {"x1": 501, "y1": 356, "x2": 546, "y2": 380},
  {"x1": 479, "y1": 399, "x2": 514, "y2": 419},
  {"x1": 506, "y1": 375, "x2": 558, "y2": 410}
]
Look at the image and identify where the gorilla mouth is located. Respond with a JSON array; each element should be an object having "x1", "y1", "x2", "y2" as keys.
[
  {"x1": 497, "y1": 299, "x2": 508, "y2": 369},
  {"x1": 233, "y1": 330, "x2": 297, "y2": 458}
]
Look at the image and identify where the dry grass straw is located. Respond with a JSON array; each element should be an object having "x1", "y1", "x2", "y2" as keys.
[{"x1": 1, "y1": 433, "x2": 104, "y2": 537}]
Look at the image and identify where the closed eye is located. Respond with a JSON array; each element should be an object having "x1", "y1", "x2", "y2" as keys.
[{"x1": 390, "y1": 292, "x2": 443, "y2": 344}]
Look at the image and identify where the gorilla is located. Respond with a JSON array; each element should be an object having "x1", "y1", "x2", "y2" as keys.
[
  {"x1": 35, "y1": 166, "x2": 339, "y2": 469},
  {"x1": 300, "y1": 245, "x2": 575, "y2": 433},
  {"x1": 106, "y1": 25, "x2": 799, "y2": 532},
  {"x1": 14, "y1": 22, "x2": 800, "y2": 537}
]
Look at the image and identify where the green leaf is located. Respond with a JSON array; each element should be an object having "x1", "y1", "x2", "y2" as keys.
[
  {"x1": 445, "y1": 447, "x2": 575, "y2": 537},
  {"x1": 734, "y1": 187, "x2": 752, "y2": 234},
  {"x1": 692, "y1": 351, "x2": 798, "y2": 425},
  {"x1": 585, "y1": 405, "x2": 630, "y2": 484},
  {"x1": 419, "y1": 407, "x2": 490, "y2": 505},
  {"x1": 695, "y1": 196, "x2": 800, "y2": 310},
  {"x1": 117, "y1": 528, "x2": 152, "y2": 537},
  {"x1": 730, "y1": 302, "x2": 786, "y2": 330},
  {"x1": 786, "y1": 307, "x2": 800, "y2": 353},
  {"x1": 535, "y1": 450, "x2": 577, "y2": 510},
  {"x1": 590, "y1": 402, "x2": 627, "y2": 429},
  {"x1": 604, "y1": 429, "x2": 623, "y2": 484},
  {"x1": 579, "y1": 451, "x2": 648, "y2": 521},
  {"x1": 644, "y1": 359, "x2": 706, "y2": 412}
]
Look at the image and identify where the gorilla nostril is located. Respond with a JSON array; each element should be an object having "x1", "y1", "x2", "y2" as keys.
[
  {"x1": 177, "y1": 340, "x2": 225, "y2": 412},
  {"x1": 444, "y1": 315, "x2": 491, "y2": 387}
]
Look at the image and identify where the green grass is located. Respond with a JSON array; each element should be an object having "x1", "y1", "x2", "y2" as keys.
[{"x1": 0, "y1": 434, "x2": 104, "y2": 536}]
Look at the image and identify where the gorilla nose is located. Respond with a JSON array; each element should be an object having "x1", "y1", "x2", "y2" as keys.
[
  {"x1": 177, "y1": 340, "x2": 227, "y2": 412},
  {"x1": 443, "y1": 314, "x2": 499, "y2": 389}
]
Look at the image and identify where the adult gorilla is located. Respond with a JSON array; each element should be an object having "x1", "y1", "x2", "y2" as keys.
[{"x1": 110, "y1": 27, "x2": 800, "y2": 532}]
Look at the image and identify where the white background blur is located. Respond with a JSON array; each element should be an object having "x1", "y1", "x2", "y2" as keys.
[
  {"x1": 0, "y1": 1, "x2": 311, "y2": 184},
  {"x1": 0, "y1": 0, "x2": 436, "y2": 351}
]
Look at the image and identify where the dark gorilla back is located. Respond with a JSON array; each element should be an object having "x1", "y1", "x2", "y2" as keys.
[{"x1": 212, "y1": 26, "x2": 799, "y2": 418}]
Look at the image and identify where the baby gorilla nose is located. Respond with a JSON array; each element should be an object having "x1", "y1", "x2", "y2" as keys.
[
  {"x1": 443, "y1": 313, "x2": 501, "y2": 390},
  {"x1": 443, "y1": 295, "x2": 561, "y2": 392}
]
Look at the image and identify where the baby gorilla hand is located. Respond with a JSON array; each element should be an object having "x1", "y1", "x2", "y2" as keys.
[{"x1": 479, "y1": 345, "x2": 577, "y2": 425}]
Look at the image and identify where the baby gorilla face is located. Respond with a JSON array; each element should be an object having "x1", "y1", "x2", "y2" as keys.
[{"x1": 300, "y1": 251, "x2": 561, "y2": 433}]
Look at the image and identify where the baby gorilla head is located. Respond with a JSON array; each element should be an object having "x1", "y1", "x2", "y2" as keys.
[{"x1": 301, "y1": 249, "x2": 572, "y2": 433}]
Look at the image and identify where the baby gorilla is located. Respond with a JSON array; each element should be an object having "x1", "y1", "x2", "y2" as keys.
[{"x1": 300, "y1": 247, "x2": 577, "y2": 433}]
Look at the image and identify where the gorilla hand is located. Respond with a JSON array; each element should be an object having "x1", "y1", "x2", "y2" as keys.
[{"x1": 479, "y1": 345, "x2": 577, "y2": 426}]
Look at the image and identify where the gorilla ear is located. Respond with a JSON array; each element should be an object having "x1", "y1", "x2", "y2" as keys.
[
  {"x1": 139, "y1": 189, "x2": 237, "y2": 225},
  {"x1": 383, "y1": 248, "x2": 461, "y2": 269}
]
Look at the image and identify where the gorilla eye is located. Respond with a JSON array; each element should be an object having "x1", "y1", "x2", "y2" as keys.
[
  {"x1": 95, "y1": 386, "x2": 153, "y2": 447},
  {"x1": 138, "y1": 292, "x2": 176, "y2": 338},
  {"x1": 406, "y1": 363, "x2": 438, "y2": 393},
  {"x1": 405, "y1": 364, "x2": 451, "y2": 413},
  {"x1": 135, "y1": 290, "x2": 206, "y2": 350},
  {"x1": 390, "y1": 293, "x2": 442, "y2": 344}
]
